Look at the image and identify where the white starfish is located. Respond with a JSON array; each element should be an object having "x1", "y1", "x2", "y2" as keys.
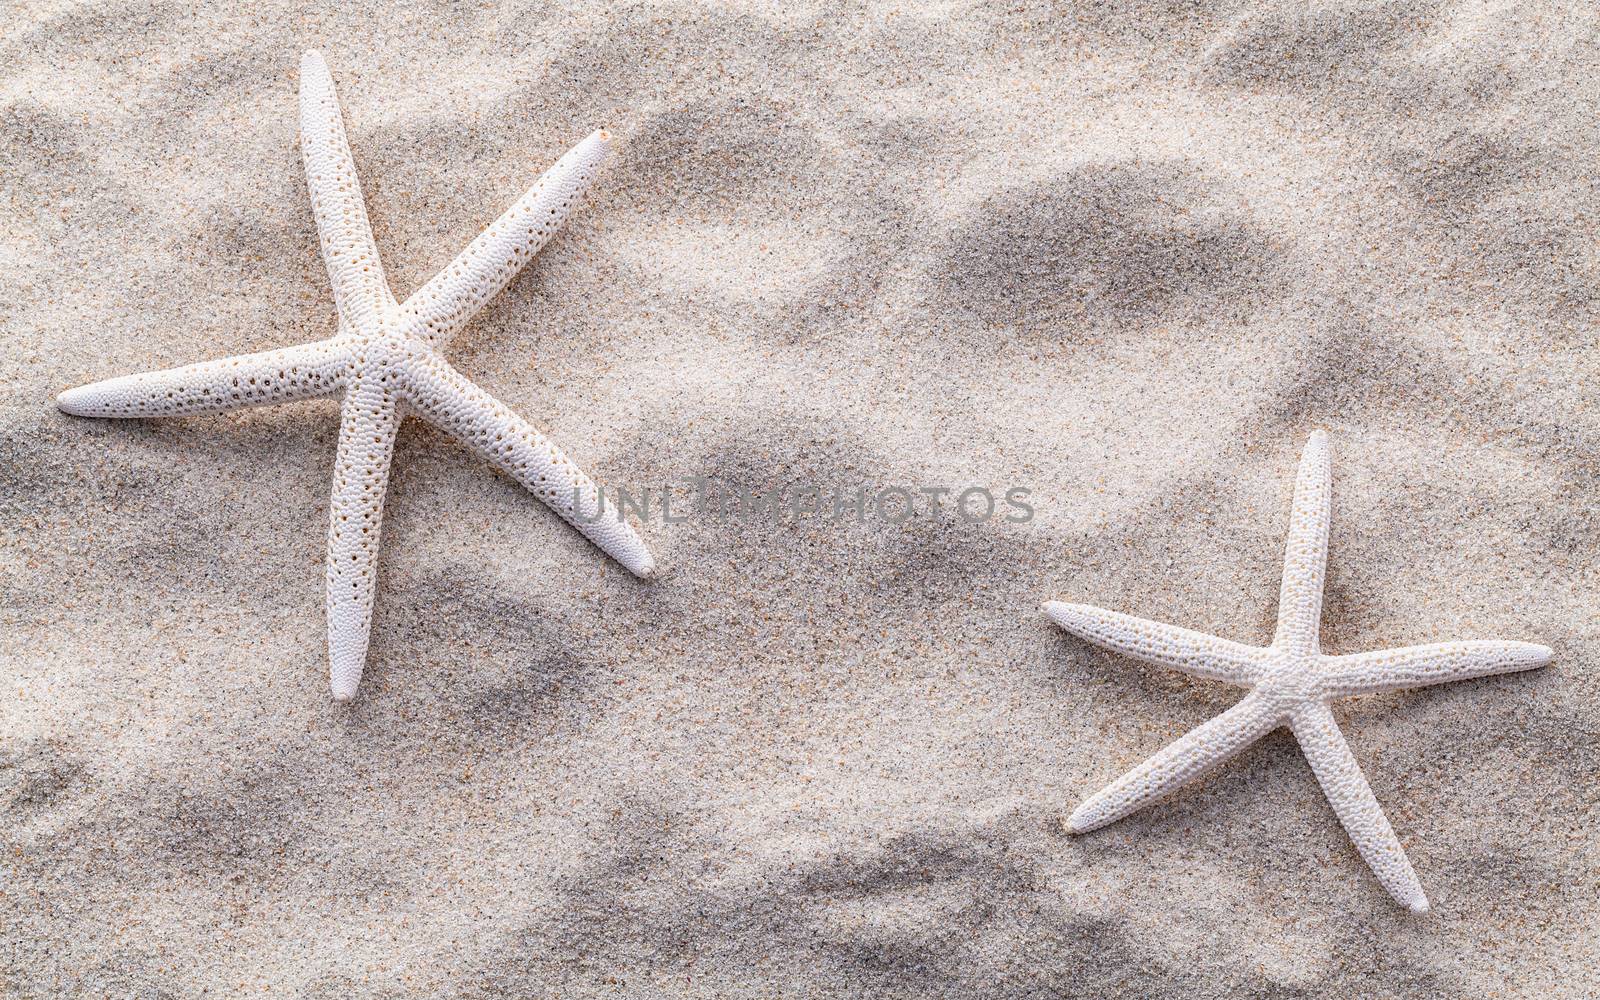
[
  {"x1": 56, "y1": 51, "x2": 654, "y2": 701},
  {"x1": 1044, "y1": 430, "x2": 1551, "y2": 912}
]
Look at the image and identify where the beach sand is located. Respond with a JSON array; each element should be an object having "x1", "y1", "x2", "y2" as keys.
[{"x1": 3, "y1": 1, "x2": 1597, "y2": 996}]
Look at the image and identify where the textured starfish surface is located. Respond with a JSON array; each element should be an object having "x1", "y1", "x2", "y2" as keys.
[
  {"x1": 1044, "y1": 431, "x2": 1551, "y2": 912},
  {"x1": 57, "y1": 51, "x2": 654, "y2": 700}
]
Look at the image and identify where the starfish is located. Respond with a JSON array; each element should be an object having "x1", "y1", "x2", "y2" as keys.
[
  {"x1": 1044, "y1": 430, "x2": 1551, "y2": 912},
  {"x1": 56, "y1": 51, "x2": 654, "y2": 701}
]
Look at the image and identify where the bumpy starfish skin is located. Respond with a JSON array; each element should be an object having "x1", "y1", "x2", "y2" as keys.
[
  {"x1": 1045, "y1": 431, "x2": 1551, "y2": 912},
  {"x1": 57, "y1": 51, "x2": 654, "y2": 700}
]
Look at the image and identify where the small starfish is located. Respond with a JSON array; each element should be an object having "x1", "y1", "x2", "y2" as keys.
[
  {"x1": 57, "y1": 51, "x2": 654, "y2": 701},
  {"x1": 1044, "y1": 430, "x2": 1550, "y2": 912}
]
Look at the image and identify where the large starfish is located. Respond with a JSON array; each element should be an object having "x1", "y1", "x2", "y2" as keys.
[
  {"x1": 57, "y1": 51, "x2": 654, "y2": 701},
  {"x1": 1044, "y1": 430, "x2": 1550, "y2": 912}
]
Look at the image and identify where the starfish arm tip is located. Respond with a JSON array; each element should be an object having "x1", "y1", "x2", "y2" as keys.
[
  {"x1": 602, "y1": 529, "x2": 656, "y2": 579},
  {"x1": 1521, "y1": 643, "x2": 1555, "y2": 668},
  {"x1": 55, "y1": 384, "x2": 95, "y2": 416},
  {"x1": 328, "y1": 656, "x2": 364, "y2": 702},
  {"x1": 1407, "y1": 896, "x2": 1431, "y2": 915},
  {"x1": 1041, "y1": 601, "x2": 1099, "y2": 639},
  {"x1": 328, "y1": 640, "x2": 366, "y2": 701},
  {"x1": 630, "y1": 551, "x2": 657, "y2": 580},
  {"x1": 1041, "y1": 602, "x2": 1109, "y2": 641},
  {"x1": 1063, "y1": 802, "x2": 1101, "y2": 835},
  {"x1": 1041, "y1": 601, "x2": 1082, "y2": 628},
  {"x1": 574, "y1": 129, "x2": 615, "y2": 170}
]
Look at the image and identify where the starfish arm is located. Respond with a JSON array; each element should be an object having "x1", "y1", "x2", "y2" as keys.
[
  {"x1": 1320, "y1": 641, "x2": 1552, "y2": 698},
  {"x1": 324, "y1": 381, "x2": 402, "y2": 701},
  {"x1": 400, "y1": 354, "x2": 654, "y2": 578},
  {"x1": 397, "y1": 130, "x2": 612, "y2": 349},
  {"x1": 1066, "y1": 692, "x2": 1280, "y2": 833},
  {"x1": 299, "y1": 50, "x2": 394, "y2": 328},
  {"x1": 56, "y1": 339, "x2": 349, "y2": 418},
  {"x1": 1043, "y1": 602, "x2": 1266, "y2": 686},
  {"x1": 1272, "y1": 430, "x2": 1333, "y2": 654},
  {"x1": 1289, "y1": 703, "x2": 1429, "y2": 912}
]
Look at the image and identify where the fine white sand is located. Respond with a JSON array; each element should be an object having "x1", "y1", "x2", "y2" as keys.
[{"x1": 3, "y1": 2, "x2": 1597, "y2": 996}]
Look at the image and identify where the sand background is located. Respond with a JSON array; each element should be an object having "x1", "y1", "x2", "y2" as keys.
[{"x1": 3, "y1": 1, "x2": 1598, "y2": 996}]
